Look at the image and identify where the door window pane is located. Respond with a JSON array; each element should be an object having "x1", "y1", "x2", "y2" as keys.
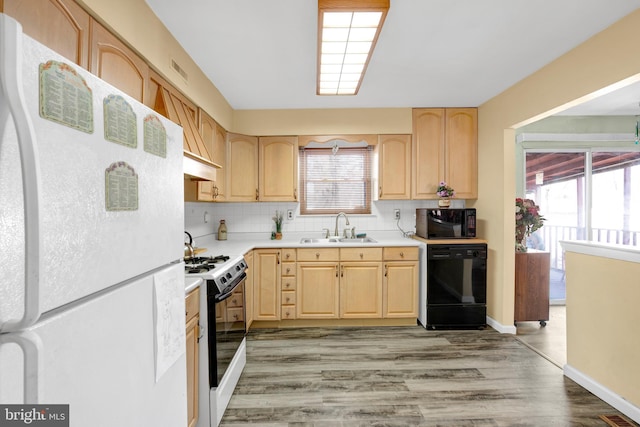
[{"x1": 591, "y1": 151, "x2": 640, "y2": 246}]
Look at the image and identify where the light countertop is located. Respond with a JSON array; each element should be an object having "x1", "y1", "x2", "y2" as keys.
[
  {"x1": 188, "y1": 230, "x2": 423, "y2": 260},
  {"x1": 412, "y1": 236, "x2": 488, "y2": 245},
  {"x1": 185, "y1": 277, "x2": 203, "y2": 295}
]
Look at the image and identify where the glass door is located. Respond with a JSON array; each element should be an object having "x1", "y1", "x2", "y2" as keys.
[{"x1": 524, "y1": 151, "x2": 587, "y2": 303}]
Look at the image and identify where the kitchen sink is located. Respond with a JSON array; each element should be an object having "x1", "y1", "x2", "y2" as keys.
[
  {"x1": 299, "y1": 237, "x2": 377, "y2": 244},
  {"x1": 339, "y1": 237, "x2": 377, "y2": 243},
  {"x1": 299, "y1": 238, "x2": 341, "y2": 244}
]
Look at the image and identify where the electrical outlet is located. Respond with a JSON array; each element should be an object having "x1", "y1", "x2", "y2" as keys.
[
  {"x1": 287, "y1": 209, "x2": 294, "y2": 220},
  {"x1": 394, "y1": 209, "x2": 401, "y2": 220}
]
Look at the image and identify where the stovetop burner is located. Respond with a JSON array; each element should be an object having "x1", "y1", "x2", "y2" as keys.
[{"x1": 184, "y1": 255, "x2": 231, "y2": 274}]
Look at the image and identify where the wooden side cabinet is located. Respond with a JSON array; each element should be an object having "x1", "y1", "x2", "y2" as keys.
[
  {"x1": 514, "y1": 250, "x2": 550, "y2": 326},
  {"x1": 185, "y1": 287, "x2": 200, "y2": 427}
]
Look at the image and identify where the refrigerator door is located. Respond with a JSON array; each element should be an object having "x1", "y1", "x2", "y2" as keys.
[
  {"x1": 0, "y1": 16, "x2": 184, "y2": 327},
  {"x1": 0, "y1": 263, "x2": 187, "y2": 426}
]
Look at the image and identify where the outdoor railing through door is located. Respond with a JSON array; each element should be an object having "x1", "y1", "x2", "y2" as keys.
[{"x1": 532, "y1": 225, "x2": 640, "y2": 270}]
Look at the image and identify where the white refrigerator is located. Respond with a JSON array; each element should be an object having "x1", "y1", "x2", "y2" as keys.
[{"x1": 0, "y1": 14, "x2": 187, "y2": 426}]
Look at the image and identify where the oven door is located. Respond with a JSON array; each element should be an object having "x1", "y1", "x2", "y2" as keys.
[{"x1": 207, "y1": 273, "x2": 246, "y2": 387}]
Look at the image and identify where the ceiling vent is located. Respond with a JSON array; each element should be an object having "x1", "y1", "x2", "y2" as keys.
[{"x1": 171, "y1": 59, "x2": 188, "y2": 82}]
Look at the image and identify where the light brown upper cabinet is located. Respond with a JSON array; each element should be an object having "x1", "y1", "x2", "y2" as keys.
[
  {"x1": 3, "y1": 0, "x2": 90, "y2": 69},
  {"x1": 90, "y1": 19, "x2": 149, "y2": 104},
  {"x1": 226, "y1": 133, "x2": 259, "y2": 201},
  {"x1": 196, "y1": 111, "x2": 226, "y2": 201},
  {"x1": 378, "y1": 134, "x2": 411, "y2": 200},
  {"x1": 412, "y1": 108, "x2": 478, "y2": 199},
  {"x1": 258, "y1": 136, "x2": 298, "y2": 202}
]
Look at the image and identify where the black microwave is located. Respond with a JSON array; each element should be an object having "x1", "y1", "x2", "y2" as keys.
[{"x1": 416, "y1": 208, "x2": 476, "y2": 239}]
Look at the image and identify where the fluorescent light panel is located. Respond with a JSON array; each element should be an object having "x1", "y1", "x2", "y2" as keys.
[{"x1": 317, "y1": 1, "x2": 389, "y2": 96}]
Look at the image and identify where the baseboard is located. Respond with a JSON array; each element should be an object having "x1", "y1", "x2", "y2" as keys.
[
  {"x1": 564, "y1": 364, "x2": 640, "y2": 423},
  {"x1": 486, "y1": 315, "x2": 516, "y2": 334}
]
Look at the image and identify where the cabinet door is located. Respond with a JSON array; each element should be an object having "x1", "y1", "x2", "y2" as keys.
[
  {"x1": 3, "y1": 0, "x2": 90, "y2": 69},
  {"x1": 199, "y1": 111, "x2": 226, "y2": 201},
  {"x1": 185, "y1": 315, "x2": 198, "y2": 427},
  {"x1": 445, "y1": 108, "x2": 478, "y2": 199},
  {"x1": 378, "y1": 135, "x2": 411, "y2": 200},
  {"x1": 412, "y1": 108, "x2": 444, "y2": 199},
  {"x1": 90, "y1": 19, "x2": 148, "y2": 103},
  {"x1": 340, "y1": 262, "x2": 383, "y2": 318},
  {"x1": 259, "y1": 136, "x2": 298, "y2": 201},
  {"x1": 227, "y1": 133, "x2": 259, "y2": 201},
  {"x1": 253, "y1": 249, "x2": 280, "y2": 321},
  {"x1": 296, "y1": 262, "x2": 339, "y2": 319},
  {"x1": 383, "y1": 261, "x2": 418, "y2": 318},
  {"x1": 185, "y1": 288, "x2": 200, "y2": 427},
  {"x1": 244, "y1": 251, "x2": 254, "y2": 329}
]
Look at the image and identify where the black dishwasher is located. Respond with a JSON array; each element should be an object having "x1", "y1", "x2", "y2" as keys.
[{"x1": 427, "y1": 244, "x2": 487, "y2": 329}]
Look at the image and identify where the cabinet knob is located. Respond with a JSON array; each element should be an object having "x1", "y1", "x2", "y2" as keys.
[
  {"x1": 316, "y1": 252, "x2": 320, "y2": 259},
  {"x1": 286, "y1": 253, "x2": 290, "y2": 259},
  {"x1": 359, "y1": 252, "x2": 364, "y2": 259},
  {"x1": 286, "y1": 267, "x2": 291, "y2": 274},
  {"x1": 400, "y1": 252, "x2": 404, "y2": 257},
  {"x1": 286, "y1": 297, "x2": 290, "y2": 303}
]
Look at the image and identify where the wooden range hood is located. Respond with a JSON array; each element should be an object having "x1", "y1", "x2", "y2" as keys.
[{"x1": 151, "y1": 74, "x2": 220, "y2": 181}]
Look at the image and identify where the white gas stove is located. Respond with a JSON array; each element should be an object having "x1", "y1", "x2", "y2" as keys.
[{"x1": 185, "y1": 253, "x2": 247, "y2": 427}]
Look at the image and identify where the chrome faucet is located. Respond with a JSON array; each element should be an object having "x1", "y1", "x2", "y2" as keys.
[{"x1": 334, "y1": 212, "x2": 350, "y2": 236}]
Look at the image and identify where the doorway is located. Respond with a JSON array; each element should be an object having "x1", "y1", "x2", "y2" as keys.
[{"x1": 516, "y1": 142, "x2": 640, "y2": 366}]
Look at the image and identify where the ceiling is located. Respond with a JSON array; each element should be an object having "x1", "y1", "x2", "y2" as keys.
[{"x1": 145, "y1": 0, "x2": 640, "y2": 113}]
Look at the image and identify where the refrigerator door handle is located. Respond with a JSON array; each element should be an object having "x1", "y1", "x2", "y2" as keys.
[
  {"x1": 0, "y1": 15, "x2": 42, "y2": 332},
  {"x1": 0, "y1": 331, "x2": 43, "y2": 403}
]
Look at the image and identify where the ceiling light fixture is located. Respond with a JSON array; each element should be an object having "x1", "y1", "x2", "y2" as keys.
[{"x1": 317, "y1": 0, "x2": 389, "y2": 96}]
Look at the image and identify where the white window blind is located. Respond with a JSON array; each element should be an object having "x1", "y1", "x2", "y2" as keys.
[{"x1": 299, "y1": 147, "x2": 372, "y2": 215}]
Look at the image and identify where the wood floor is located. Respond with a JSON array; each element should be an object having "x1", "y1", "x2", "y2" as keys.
[
  {"x1": 516, "y1": 305, "x2": 567, "y2": 368},
  {"x1": 220, "y1": 325, "x2": 627, "y2": 426}
]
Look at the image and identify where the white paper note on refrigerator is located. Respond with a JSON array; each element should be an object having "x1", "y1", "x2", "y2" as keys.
[{"x1": 153, "y1": 267, "x2": 185, "y2": 382}]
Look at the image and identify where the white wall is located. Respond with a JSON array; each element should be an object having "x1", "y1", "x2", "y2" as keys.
[{"x1": 185, "y1": 199, "x2": 465, "y2": 239}]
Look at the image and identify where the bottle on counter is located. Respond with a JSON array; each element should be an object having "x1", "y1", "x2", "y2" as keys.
[{"x1": 217, "y1": 219, "x2": 227, "y2": 240}]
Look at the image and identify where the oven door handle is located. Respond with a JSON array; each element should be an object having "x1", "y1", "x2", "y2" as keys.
[
  {"x1": 214, "y1": 272, "x2": 247, "y2": 303},
  {"x1": 215, "y1": 289, "x2": 235, "y2": 303}
]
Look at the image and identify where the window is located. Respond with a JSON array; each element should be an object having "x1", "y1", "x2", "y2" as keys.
[{"x1": 299, "y1": 146, "x2": 372, "y2": 214}]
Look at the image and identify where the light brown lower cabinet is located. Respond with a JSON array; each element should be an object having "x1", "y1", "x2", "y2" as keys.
[
  {"x1": 185, "y1": 287, "x2": 200, "y2": 427},
  {"x1": 253, "y1": 246, "x2": 420, "y2": 323},
  {"x1": 383, "y1": 247, "x2": 419, "y2": 318},
  {"x1": 514, "y1": 250, "x2": 550, "y2": 326},
  {"x1": 296, "y1": 262, "x2": 340, "y2": 319}
]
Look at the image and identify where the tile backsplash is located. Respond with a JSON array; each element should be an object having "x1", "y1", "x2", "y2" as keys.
[{"x1": 185, "y1": 199, "x2": 465, "y2": 238}]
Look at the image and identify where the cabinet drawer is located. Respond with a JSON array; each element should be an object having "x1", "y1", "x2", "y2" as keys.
[
  {"x1": 226, "y1": 307, "x2": 244, "y2": 322},
  {"x1": 297, "y1": 248, "x2": 340, "y2": 262},
  {"x1": 282, "y1": 262, "x2": 296, "y2": 277},
  {"x1": 185, "y1": 287, "x2": 200, "y2": 322},
  {"x1": 281, "y1": 305, "x2": 296, "y2": 320},
  {"x1": 282, "y1": 277, "x2": 297, "y2": 291},
  {"x1": 227, "y1": 291, "x2": 244, "y2": 308},
  {"x1": 383, "y1": 246, "x2": 419, "y2": 261},
  {"x1": 281, "y1": 248, "x2": 297, "y2": 262},
  {"x1": 282, "y1": 289, "x2": 296, "y2": 306},
  {"x1": 340, "y1": 247, "x2": 382, "y2": 261}
]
